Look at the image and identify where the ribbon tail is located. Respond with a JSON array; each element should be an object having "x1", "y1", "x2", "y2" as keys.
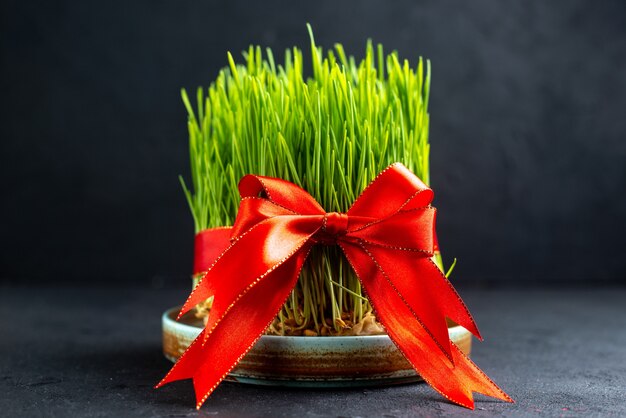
[
  {"x1": 366, "y1": 245, "x2": 482, "y2": 354},
  {"x1": 156, "y1": 244, "x2": 311, "y2": 408},
  {"x1": 340, "y1": 242, "x2": 513, "y2": 409}
]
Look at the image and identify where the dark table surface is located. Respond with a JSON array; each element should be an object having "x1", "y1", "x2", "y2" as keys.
[{"x1": 1, "y1": 284, "x2": 625, "y2": 417}]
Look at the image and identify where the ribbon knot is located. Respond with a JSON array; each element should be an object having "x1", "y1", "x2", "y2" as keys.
[
  {"x1": 157, "y1": 163, "x2": 512, "y2": 410},
  {"x1": 317, "y1": 212, "x2": 348, "y2": 244}
]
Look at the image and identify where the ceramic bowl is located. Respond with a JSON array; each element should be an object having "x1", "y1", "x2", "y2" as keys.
[{"x1": 162, "y1": 307, "x2": 472, "y2": 388}]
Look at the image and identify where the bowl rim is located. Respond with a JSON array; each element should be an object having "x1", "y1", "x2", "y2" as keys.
[{"x1": 163, "y1": 306, "x2": 467, "y2": 341}]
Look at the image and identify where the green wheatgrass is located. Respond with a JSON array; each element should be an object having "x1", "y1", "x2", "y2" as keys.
[{"x1": 181, "y1": 25, "x2": 448, "y2": 335}]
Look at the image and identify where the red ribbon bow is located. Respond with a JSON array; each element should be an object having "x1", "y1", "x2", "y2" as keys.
[{"x1": 157, "y1": 163, "x2": 513, "y2": 409}]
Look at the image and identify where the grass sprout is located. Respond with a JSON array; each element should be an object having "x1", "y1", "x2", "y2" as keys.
[{"x1": 182, "y1": 25, "x2": 434, "y2": 335}]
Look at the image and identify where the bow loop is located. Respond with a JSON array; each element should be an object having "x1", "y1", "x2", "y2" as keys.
[
  {"x1": 348, "y1": 163, "x2": 434, "y2": 218},
  {"x1": 230, "y1": 198, "x2": 296, "y2": 239},
  {"x1": 347, "y1": 207, "x2": 437, "y2": 254},
  {"x1": 239, "y1": 174, "x2": 325, "y2": 215}
]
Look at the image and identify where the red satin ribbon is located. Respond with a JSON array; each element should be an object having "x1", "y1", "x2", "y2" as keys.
[{"x1": 157, "y1": 163, "x2": 513, "y2": 409}]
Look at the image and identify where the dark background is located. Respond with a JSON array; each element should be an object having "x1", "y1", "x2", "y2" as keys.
[{"x1": 1, "y1": 0, "x2": 625, "y2": 286}]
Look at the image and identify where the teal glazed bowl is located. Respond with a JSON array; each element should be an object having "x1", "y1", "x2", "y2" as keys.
[{"x1": 162, "y1": 307, "x2": 472, "y2": 388}]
